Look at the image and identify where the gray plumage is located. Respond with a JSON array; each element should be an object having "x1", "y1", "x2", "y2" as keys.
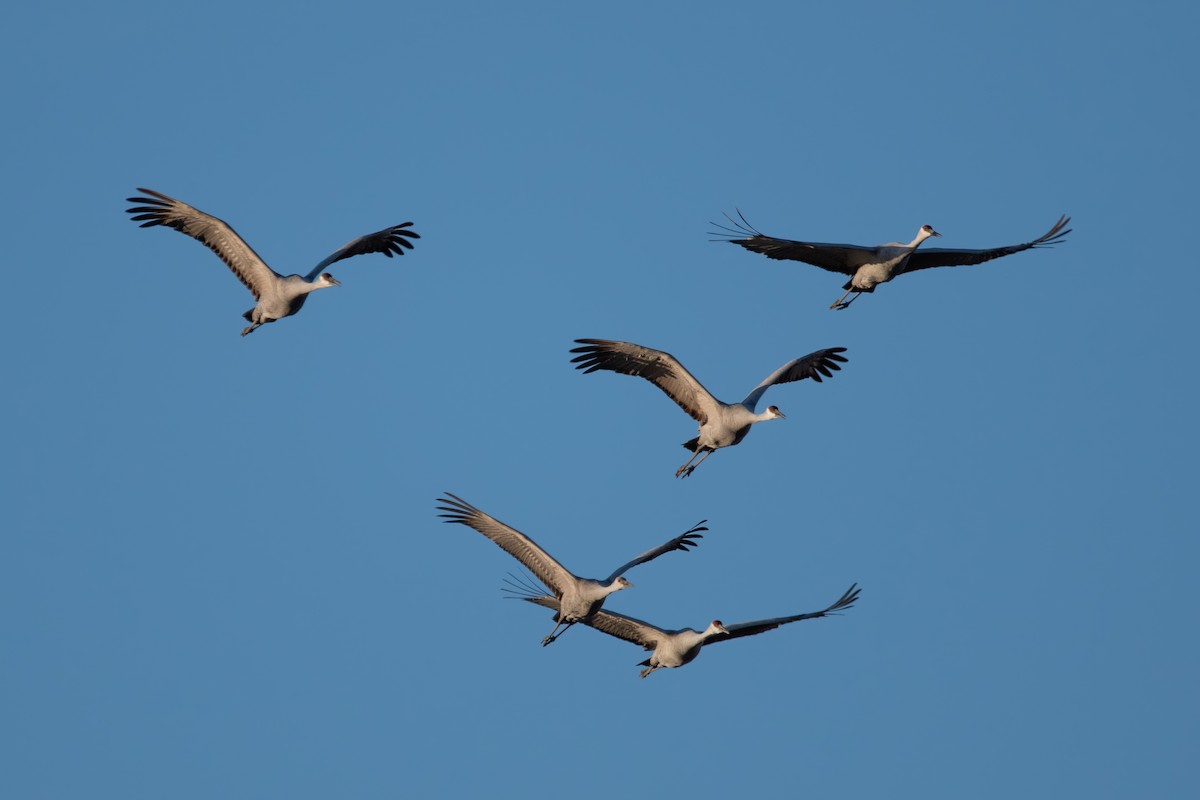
[
  {"x1": 125, "y1": 188, "x2": 419, "y2": 335},
  {"x1": 571, "y1": 339, "x2": 848, "y2": 477},
  {"x1": 437, "y1": 493, "x2": 706, "y2": 646},
  {"x1": 715, "y1": 211, "x2": 1071, "y2": 309},
  {"x1": 520, "y1": 584, "x2": 860, "y2": 677}
]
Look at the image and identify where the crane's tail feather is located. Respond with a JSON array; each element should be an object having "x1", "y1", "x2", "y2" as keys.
[{"x1": 500, "y1": 571, "x2": 550, "y2": 601}]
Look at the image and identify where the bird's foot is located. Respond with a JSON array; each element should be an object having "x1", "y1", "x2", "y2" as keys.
[
  {"x1": 541, "y1": 634, "x2": 556, "y2": 646},
  {"x1": 831, "y1": 301, "x2": 850, "y2": 311}
]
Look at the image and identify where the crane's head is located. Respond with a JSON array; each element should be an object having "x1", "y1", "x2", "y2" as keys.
[
  {"x1": 919, "y1": 224, "x2": 942, "y2": 240},
  {"x1": 706, "y1": 620, "x2": 731, "y2": 636},
  {"x1": 766, "y1": 405, "x2": 786, "y2": 420},
  {"x1": 614, "y1": 576, "x2": 634, "y2": 591},
  {"x1": 316, "y1": 272, "x2": 342, "y2": 288}
]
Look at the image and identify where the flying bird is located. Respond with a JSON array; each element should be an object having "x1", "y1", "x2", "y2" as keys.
[
  {"x1": 437, "y1": 493, "x2": 707, "y2": 645},
  {"x1": 125, "y1": 188, "x2": 420, "y2": 335},
  {"x1": 714, "y1": 211, "x2": 1071, "y2": 310},
  {"x1": 570, "y1": 339, "x2": 847, "y2": 477},
  {"x1": 515, "y1": 584, "x2": 860, "y2": 677}
]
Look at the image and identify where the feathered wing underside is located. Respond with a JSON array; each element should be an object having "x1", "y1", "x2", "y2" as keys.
[
  {"x1": 707, "y1": 584, "x2": 861, "y2": 644},
  {"x1": 570, "y1": 339, "x2": 719, "y2": 424},
  {"x1": 304, "y1": 222, "x2": 421, "y2": 280},
  {"x1": 603, "y1": 520, "x2": 707, "y2": 582},
  {"x1": 437, "y1": 493, "x2": 575, "y2": 596},
  {"x1": 125, "y1": 188, "x2": 278, "y2": 300},
  {"x1": 740, "y1": 348, "x2": 849, "y2": 410},
  {"x1": 711, "y1": 211, "x2": 873, "y2": 275},
  {"x1": 580, "y1": 607, "x2": 664, "y2": 651},
  {"x1": 514, "y1": 593, "x2": 661, "y2": 651},
  {"x1": 903, "y1": 215, "x2": 1071, "y2": 272}
]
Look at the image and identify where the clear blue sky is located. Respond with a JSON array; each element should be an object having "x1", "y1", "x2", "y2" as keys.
[{"x1": 3, "y1": 2, "x2": 1196, "y2": 797}]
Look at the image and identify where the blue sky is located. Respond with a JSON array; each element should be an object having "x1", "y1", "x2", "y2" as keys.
[{"x1": 2, "y1": 1, "x2": 1197, "y2": 797}]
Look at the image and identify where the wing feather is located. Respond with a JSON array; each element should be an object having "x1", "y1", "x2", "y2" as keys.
[
  {"x1": 741, "y1": 348, "x2": 848, "y2": 410},
  {"x1": 571, "y1": 339, "x2": 720, "y2": 424},
  {"x1": 604, "y1": 520, "x2": 707, "y2": 582},
  {"x1": 580, "y1": 607, "x2": 664, "y2": 650},
  {"x1": 125, "y1": 188, "x2": 278, "y2": 299},
  {"x1": 518, "y1": 595, "x2": 663, "y2": 650},
  {"x1": 304, "y1": 222, "x2": 421, "y2": 280},
  {"x1": 708, "y1": 584, "x2": 861, "y2": 644},
  {"x1": 903, "y1": 215, "x2": 1071, "y2": 272},
  {"x1": 438, "y1": 494, "x2": 575, "y2": 596},
  {"x1": 712, "y1": 210, "x2": 875, "y2": 275}
]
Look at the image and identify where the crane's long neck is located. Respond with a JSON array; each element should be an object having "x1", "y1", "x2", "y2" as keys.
[
  {"x1": 698, "y1": 622, "x2": 728, "y2": 644},
  {"x1": 908, "y1": 228, "x2": 936, "y2": 249},
  {"x1": 740, "y1": 406, "x2": 782, "y2": 425},
  {"x1": 600, "y1": 580, "x2": 629, "y2": 597}
]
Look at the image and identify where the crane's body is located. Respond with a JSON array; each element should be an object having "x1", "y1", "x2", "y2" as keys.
[
  {"x1": 571, "y1": 339, "x2": 847, "y2": 477},
  {"x1": 126, "y1": 188, "x2": 419, "y2": 335},
  {"x1": 520, "y1": 585, "x2": 860, "y2": 677},
  {"x1": 716, "y1": 212, "x2": 1071, "y2": 309},
  {"x1": 438, "y1": 493, "x2": 706, "y2": 645}
]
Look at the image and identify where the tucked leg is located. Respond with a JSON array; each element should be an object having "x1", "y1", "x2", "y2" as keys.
[
  {"x1": 830, "y1": 287, "x2": 858, "y2": 310},
  {"x1": 678, "y1": 449, "x2": 714, "y2": 478},
  {"x1": 541, "y1": 620, "x2": 575, "y2": 646}
]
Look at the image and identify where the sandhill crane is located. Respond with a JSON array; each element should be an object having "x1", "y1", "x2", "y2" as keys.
[
  {"x1": 125, "y1": 188, "x2": 420, "y2": 335},
  {"x1": 515, "y1": 584, "x2": 860, "y2": 677},
  {"x1": 570, "y1": 339, "x2": 847, "y2": 477},
  {"x1": 715, "y1": 212, "x2": 1071, "y2": 310},
  {"x1": 437, "y1": 493, "x2": 707, "y2": 645}
]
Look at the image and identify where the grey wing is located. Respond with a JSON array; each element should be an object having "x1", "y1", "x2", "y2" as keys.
[
  {"x1": 904, "y1": 215, "x2": 1071, "y2": 272},
  {"x1": 437, "y1": 493, "x2": 575, "y2": 596},
  {"x1": 708, "y1": 584, "x2": 861, "y2": 644},
  {"x1": 514, "y1": 593, "x2": 661, "y2": 649},
  {"x1": 304, "y1": 222, "x2": 420, "y2": 279},
  {"x1": 741, "y1": 347, "x2": 848, "y2": 410},
  {"x1": 126, "y1": 188, "x2": 279, "y2": 299},
  {"x1": 581, "y1": 608, "x2": 664, "y2": 651},
  {"x1": 712, "y1": 210, "x2": 873, "y2": 275},
  {"x1": 571, "y1": 339, "x2": 720, "y2": 424},
  {"x1": 603, "y1": 520, "x2": 707, "y2": 582}
]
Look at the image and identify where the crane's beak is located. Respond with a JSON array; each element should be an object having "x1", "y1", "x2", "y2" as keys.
[
  {"x1": 330, "y1": 276, "x2": 342, "y2": 286},
  {"x1": 931, "y1": 230, "x2": 942, "y2": 238}
]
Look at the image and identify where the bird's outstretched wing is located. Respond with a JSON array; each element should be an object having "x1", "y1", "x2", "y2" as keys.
[
  {"x1": 579, "y1": 606, "x2": 665, "y2": 651},
  {"x1": 712, "y1": 210, "x2": 875, "y2": 275},
  {"x1": 740, "y1": 348, "x2": 848, "y2": 410},
  {"x1": 126, "y1": 188, "x2": 278, "y2": 299},
  {"x1": 571, "y1": 339, "x2": 721, "y2": 424},
  {"x1": 516, "y1": 595, "x2": 664, "y2": 652},
  {"x1": 708, "y1": 584, "x2": 861, "y2": 644},
  {"x1": 438, "y1": 493, "x2": 575, "y2": 597},
  {"x1": 903, "y1": 215, "x2": 1071, "y2": 272},
  {"x1": 304, "y1": 222, "x2": 420, "y2": 279},
  {"x1": 604, "y1": 521, "x2": 707, "y2": 582}
]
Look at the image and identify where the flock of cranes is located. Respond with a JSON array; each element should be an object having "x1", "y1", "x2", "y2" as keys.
[{"x1": 126, "y1": 187, "x2": 1071, "y2": 677}]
